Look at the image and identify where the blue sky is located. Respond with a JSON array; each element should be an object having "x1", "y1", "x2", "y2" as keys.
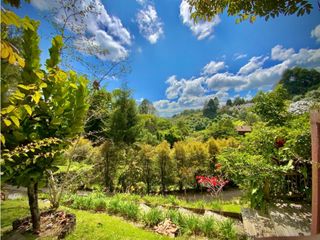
[{"x1": 11, "y1": 0, "x2": 320, "y2": 116}]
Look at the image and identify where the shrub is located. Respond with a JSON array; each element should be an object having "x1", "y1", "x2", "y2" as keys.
[
  {"x1": 120, "y1": 202, "x2": 140, "y2": 220},
  {"x1": 91, "y1": 198, "x2": 107, "y2": 211},
  {"x1": 181, "y1": 215, "x2": 202, "y2": 235},
  {"x1": 200, "y1": 217, "x2": 218, "y2": 238},
  {"x1": 141, "y1": 208, "x2": 164, "y2": 227},
  {"x1": 107, "y1": 197, "x2": 122, "y2": 214},
  {"x1": 166, "y1": 209, "x2": 185, "y2": 226},
  {"x1": 217, "y1": 219, "x2": 237, "y2": 240}
]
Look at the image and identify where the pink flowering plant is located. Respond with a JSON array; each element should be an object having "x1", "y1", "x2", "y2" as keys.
[{"x1": 196, "y1": 175, "x2": 229, "y2": 197}]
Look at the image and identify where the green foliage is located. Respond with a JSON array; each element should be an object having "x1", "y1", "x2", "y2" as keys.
[
  {"x1": 203, "y1": 97, "x2": 219, "y2": 119},
  {"x1": 207, "y1": 117, "x2": 237, "y2": 139},
  {"x1": 139, "y1": 99, "x2": 156, "y2": 114},
  {"x1": 181, "y1": 215, "x2": 202, "y2": 235},
  {"x1": 253, "y1": 85, "x2": 289, "y2": 125},
  {"x1": 110, "y1": 88, "x2": 140, "y2": 144},
  {"x1": 155, "y1": 141, "x2": 175, "y2": 194},
  {"x1": 188, "y1": 0, "x2": 313, "y2": 23},
  {"x1": 279, "y1": 67, "x2": 320, "y2": 98},
  {"x1": 85, "y1": 88, "x2": 112, "y2": 142},
  {"x1": 141, "y1": 208, "x2": 164, "y2": 227}
]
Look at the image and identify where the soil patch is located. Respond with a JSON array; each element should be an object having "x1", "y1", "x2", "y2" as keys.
[{"x1": 11, "y1": 210, "x2": 76, "y2": 239}]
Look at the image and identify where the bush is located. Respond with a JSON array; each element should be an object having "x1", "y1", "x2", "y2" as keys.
[
  {"x1": 166, "y1": 209, "x2": 185, "y2": 226},
  {"x1": 91, "y1": 198, "x2": 107, "y2": 211},
  {"x1": 120, "y1": 202, "x2": 140, "y2": 220},
  {"x1": 141, "y1": 208, "x2": 164, "y2": 227},
  {"x1": 181, "y1": 215, "x2": 202, "y2": 235},
  {"x1": 200, "y1": 217, "x2": 218, "y2": 238},
  {"x1": 107, "y1": 197, "x2": 122, "y2": 214},
  {"x1": 217, "y1": 219, "x2": 237, "y2": 240}
]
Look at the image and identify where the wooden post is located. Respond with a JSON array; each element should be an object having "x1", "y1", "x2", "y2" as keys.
[{"x1": 311, "y1": 110, "x2": 320, "y2": 235}]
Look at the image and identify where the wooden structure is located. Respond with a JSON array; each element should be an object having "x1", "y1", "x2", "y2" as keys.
[
  {"x1": 235, "y1": 126, "x2": 252, "y2": 135},
  {"x1": 311, "y1": 110, "x2": 320, "y2": 235}
]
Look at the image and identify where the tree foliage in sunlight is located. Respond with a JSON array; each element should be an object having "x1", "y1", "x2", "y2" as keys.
[{"x1": 187, "y1": 0, "x2": 313, "y2": 23}]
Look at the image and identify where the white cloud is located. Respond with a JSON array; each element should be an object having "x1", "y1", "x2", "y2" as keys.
[
  {"x1": 155, "y1": 44, "x2": 320, "y2": 116},
  {"x1": 238, "y1": 56, "x2": 268, "y2": 75},
  {"x1": 179, "y1": 0, "x2": 221, "y2": 40},
  {"x1": 31, "y1": 0, "x2": 131, "y2": 61},
  {"x1": 136, "y1": 0, "x2": 147, "y2": 5},
  {"x1": 271, "y1": 45, "x2": 295, "y2": 61},
  {"x1": 234, "y1": 53, "x2": 247, "y2": 60},
  {"x1": 136, "y1": 4, "x2": 164, "y2": 44},
  {"x1": 311, "y1": 24, "x2": 320, "y2": 43},
  {"x1": 202, "y1": 61, "x2": 226, "y2": 75},
  {"x1": 74, "y1": 31, "x2": 129, "y2": 61}
]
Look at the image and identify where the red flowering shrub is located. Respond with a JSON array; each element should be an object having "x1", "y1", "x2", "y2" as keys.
[{"x1": 196, "y1": 175, "x2": 229, "y2": 197}]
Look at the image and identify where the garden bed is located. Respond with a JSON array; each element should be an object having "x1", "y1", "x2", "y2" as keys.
[{"x1": 11, "y1": 210, "x2": 76, "y2": 239}]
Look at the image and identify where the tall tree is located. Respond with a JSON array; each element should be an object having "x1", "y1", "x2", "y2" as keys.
[
  {"x1": 187, "y1": 0, "x2": 313, "y2": 23},
  {"x1": 279, "y1": 67, "x2": 320, "y2": 98},
  {"x1": 138, "y1": 144, "x2": 155, "y2": 194},
  {"x1": 173, "y1": 141, "x2": 190, "y2": 193},
  {"x1": 1, "y1": 23, "x2": 89, "y2": 233},
  {"x1": 139, "y1": 99, "x2": 156, "y2": 115},
  {"x1": 155, "y1": 141, "x2": 174, "y2": 194},
  {"x1": 85, "y1": 88, "x2": 112, "y2": 143},
  {"x1": 203, "y1": 97, "x2": 219, "y2": 119},
  {"x1": 110, "y1": 87, "x2": 139, "y2": 144}
]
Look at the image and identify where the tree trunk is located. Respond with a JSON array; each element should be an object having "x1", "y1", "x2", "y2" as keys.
[{"x1": 27, "y1": 181, "x2": 40, "y2": 234}]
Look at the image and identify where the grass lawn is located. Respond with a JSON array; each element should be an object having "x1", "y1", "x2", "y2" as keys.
[{"x1": 1, "y1": 199, "x2": 178, "y2": 240}]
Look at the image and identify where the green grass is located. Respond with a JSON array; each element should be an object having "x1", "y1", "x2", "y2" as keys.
[{"x1": 0, "y1": 199, "x2": 174, "y2": 240}]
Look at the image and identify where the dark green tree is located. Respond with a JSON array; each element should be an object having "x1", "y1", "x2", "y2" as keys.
[
  {"x1": 226, "y1": 99, "x2": 233, "y2": 106},
  {"x1": 203, "y1": 97, "x2": 219, "y2": 119},
  {"x1": 279, "y1": 67, "x2": 320, "y2": 98},
  {"x1": 110, "y1": 87, "x2": 139, "y2": 144}
]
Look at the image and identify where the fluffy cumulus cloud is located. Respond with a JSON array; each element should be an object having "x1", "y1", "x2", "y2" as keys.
[
  {"x1": 136, "y1": 4, "x2": 164, "y2": 44},
  {"x1": 238, "y1": 56, "x2": 268, "y2": 75},
  {"x1": 31, "y1": 0, "x2": 131, "y2": 61},
  {"x1": 179, "y1": 0, "x2": 221, "y2": 40},
  {"x1": 155, "y1": 44, "x2": 320, "y2": 116},
  {"x1": 311, "y1": 24, "x2": 320, "y2": 42},
  {"x1": 271, "y1": 45, "x2": 295, "y2": 61},
  {"x1": 202, "y1": 61, "x2": 226, "y2": 75}
]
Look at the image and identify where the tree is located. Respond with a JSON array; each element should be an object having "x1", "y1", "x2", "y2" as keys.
[
  {"x1": 98, "y1": 140, "x2": 122, "y2": 192},
  {"x1": 208, "y1": 117, "x2": 237, "y2": 139},
  {"x1": 85, "y1": 88, "x2": 112, "y2": 143},
  {"x1": 186, "y1": 140, "x2": 209, "y2": 187},
  {"x1": 207, "y1": 138, "x2": 219, "y2": 172},
  {"x1": 233, "y1": 97, "x2": 245, "y2": 106},
  {"x1": 1, "y1": 23, "x2": 89, "y2": 233},
  {"x1": 138, "y1": 144, "x2": 156, "y2": 194},
  {"x1": 187, "y1": 0, "x2": 313, "y2": 23},
  {"x1": 110, "y1": 87, "x2": 139, "y2": 144},
  {"x1": 279, "y1": 67, "x2": 320, "y2": 98},
  {"x1": 226, "y1": 99, "x2": 233, "y2": 107},
  {"x1": 155, "y1": 141, "x2": 174, "y2": 194},
  {"x1": 173, "y1": 141, "x2": 189, "y2": 192},
  {"x1": 253, "y1": 85, "x2": 289, "y2": 125},
  {"x1": 139, "y1": 99, "x2": 156, "y2": 115},
  {"x1": 203, "y1": 97, "x2": 219, "y2": 119}
]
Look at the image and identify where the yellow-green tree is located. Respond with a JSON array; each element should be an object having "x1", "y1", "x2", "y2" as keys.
[
  {"x1": 155, "y1": 141, "x2": 175, "y2": 194},
  {"x1": 1, "y1": 16, "x2": 89, "y2": 233}
]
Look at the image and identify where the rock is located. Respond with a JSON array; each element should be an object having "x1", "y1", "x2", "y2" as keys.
[
  {"x1": 139, "y1": 203, "x2": 151, "y2": 213},
  {"x1": 154, "y1": 219, "x2": 179, "y2": 238}
]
